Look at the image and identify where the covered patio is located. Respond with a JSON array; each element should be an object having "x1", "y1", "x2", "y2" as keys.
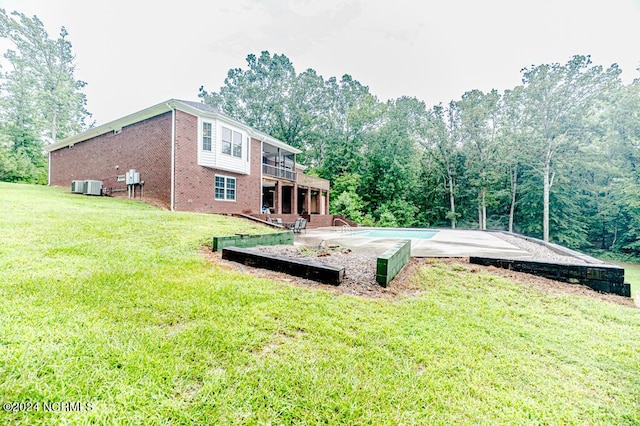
[{"x1": 261, "y1": 164, "x2": 330, "y2": 216}]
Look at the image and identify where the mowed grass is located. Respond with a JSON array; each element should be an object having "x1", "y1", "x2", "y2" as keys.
[
  {"x1": 1, "y1": 182, "x2": 639, "y2": 425},
  {"x1": 621, "y1": 263, "x2": 640, "y2": 300}
]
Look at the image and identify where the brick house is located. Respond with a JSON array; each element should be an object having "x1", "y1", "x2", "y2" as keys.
[{"x1": 45, "y1": 99, "x2": 330, "y2": 218}]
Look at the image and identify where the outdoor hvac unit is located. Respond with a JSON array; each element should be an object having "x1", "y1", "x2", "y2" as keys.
[
  {"x1": 83, "y1": 180, "x2": 103, "y2": 196},
  {"x1": 71, "y1": 180, "x2": 84, "y2": 194}
]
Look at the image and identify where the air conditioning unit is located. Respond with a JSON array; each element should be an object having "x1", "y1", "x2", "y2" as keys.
[
  {"x1": 71, "y1": 180, "x2": 84, "y2": 194},
  {"x1": 83, "y1": 180, "x2": 103, "y2": 196}
]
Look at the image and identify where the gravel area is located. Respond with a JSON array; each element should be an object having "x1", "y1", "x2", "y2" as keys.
[
  {"x1": 248, "y1": 245, "x2": 386, "y2": 297},
  {"x1": 491, "y1": 232, "x2": 591, "y2": 264},
  {"x1": 205, "y1": 244, "x2": 425, "y2": 297}
]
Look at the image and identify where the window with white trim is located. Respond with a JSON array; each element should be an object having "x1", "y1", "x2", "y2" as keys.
[
  {"x1": 215, "y1": 175, "x2": 236, "y2": 201},
  {"x1": 222, "y1": 126, "x2": 242, "y2": 158},
  {"x1": 202, "y1": 122, "x2": 212, "y2": 151}
]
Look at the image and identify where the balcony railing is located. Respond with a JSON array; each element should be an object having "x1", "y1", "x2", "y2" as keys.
[{"x1": 263, "y1": 163, "x2": 296, "y2": 181}]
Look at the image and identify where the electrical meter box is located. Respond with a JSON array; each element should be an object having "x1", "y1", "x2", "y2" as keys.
[{"x1": 126, "y1": 169, "x2": 140, "y2": 185}]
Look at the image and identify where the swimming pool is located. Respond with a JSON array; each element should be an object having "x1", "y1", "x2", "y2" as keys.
[{"x1": 346, "y1": 228, "x2": 438, "y2": 240}]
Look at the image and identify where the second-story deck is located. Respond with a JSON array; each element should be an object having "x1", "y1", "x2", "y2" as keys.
[
  {"x1": 262, "y1": 163, "x2": 296, "y2": 181},
  {"x1": 262, "y1": 141, "x2": 297, "y2": 181},
  {"x1": 262, "y1": 163, "x2": 330, "y2": 190},
  {"x1": 262, "y1": 140, "x2": 330, "y2": 190}
]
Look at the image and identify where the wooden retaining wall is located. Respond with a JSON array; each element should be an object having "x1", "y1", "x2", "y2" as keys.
[
  {"x1": 213, "y1": 231, "x2": 293, "y2": 252},
  {"x1": 222, "y1": 247, "x2": 344, "y2": 285},
  {"x1": 469, "y1": 257, "x2": 631, "y2": 297},
  {"x1": 376, "y1": 240, "x2": 411, "y2": 287}
]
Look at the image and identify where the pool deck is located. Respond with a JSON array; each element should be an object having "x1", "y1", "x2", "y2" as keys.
[{"x1": 296, "y1": 227, "x2": 533, "y2": 258}]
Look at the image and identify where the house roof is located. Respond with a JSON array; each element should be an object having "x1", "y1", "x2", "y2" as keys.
[{"x1": 45, "y1": 99, "x2": 302, "y2": 154}]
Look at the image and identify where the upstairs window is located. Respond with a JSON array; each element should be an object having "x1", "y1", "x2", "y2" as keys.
[
  {"x1": 202, "y1": 122, "x2": 212, "y2": 151},
  {"x1": 233, "y1": 131, "x2": 242, "y2": 157},
  {"x1": 222, "y1": 126, "x2": 242, "y2": 158}
]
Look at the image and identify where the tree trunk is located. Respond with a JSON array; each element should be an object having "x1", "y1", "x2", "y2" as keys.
[
  {"x1": 478, "y1": 167, "x2": 487, "y2": 230},
  {"x1": 610, "y1": 209, "x2": 619, "y2": 250},
  {"x1": 477, "y1": 192, "x2": 487, "y2": 230},
  {"x1": 543, "y1": 162, "x2": 551, "y2": 242},
  {"x1": 601, "y1": 215, "x2": 606, "y2": 250},
  {"x1": 509, "y1": 166, "x2": 518, "y2": 233},
  {"x1": 481, "y1": 188, "x2": 487, "y2": 230},
  {"x1": 448, "y1": 175, "x2": 456, "y2": 229}
]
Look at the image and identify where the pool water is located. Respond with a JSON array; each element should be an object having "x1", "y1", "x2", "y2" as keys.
[{"x1": 347, "y1": 229, "x2": 438, "y2": 239}]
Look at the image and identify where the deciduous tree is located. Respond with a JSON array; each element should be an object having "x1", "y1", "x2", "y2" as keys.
[
  {"x1": 518, "y1": 55, "x2": 621, "y2": 241},
  {"x1": 0, "y1": 9, "x2": 89, "y2": 143}
]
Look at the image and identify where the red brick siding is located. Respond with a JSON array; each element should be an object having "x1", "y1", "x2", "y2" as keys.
[
  {"x1": 50, "y1": 108, "x2": 266, "y2": 214},
  {"x1": 173, "y1": 111, "x2": 262, "y2": 214},
  {"x1": 49, "y1": 112, "x2": 172, "y2": 206}
]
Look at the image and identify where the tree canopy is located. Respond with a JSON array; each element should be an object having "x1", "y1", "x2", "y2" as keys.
[
  {"x1": 0, "y1": 9, "x2": 90, "y2": 183},
  {"x1": 2, "y1": 13, "x2": 639, "y2": 256},
  {"x1": 202, "y1": 51, "x2": 640, "y2": 252}
]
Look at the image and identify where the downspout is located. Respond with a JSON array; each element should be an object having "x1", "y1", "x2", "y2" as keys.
[
  {"x1": 260, "y1": 138, "x2": 264, "y2": 213},
  {"x1": 47, "y1": 151, "x2": 51, "y2": 186},
  {"x1": 167, "y1": 103, "x2": 176, "y2": 211}
]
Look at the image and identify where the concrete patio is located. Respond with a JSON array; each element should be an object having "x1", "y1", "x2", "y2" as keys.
[{"x1": 296, "y1": 227, "x2": 539, "y2": 258}]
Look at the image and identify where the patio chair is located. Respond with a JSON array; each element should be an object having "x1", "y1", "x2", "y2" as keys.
[
  {"x1": 289, "y1": 217, "x2": 301, "y2": 232},
  {"x1": 293, "y1": 217, "x2": 307, "y2": 234}
]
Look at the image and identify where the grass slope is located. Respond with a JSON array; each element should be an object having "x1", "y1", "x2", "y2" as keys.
[
  {"x1": 589, "y1": 250, "x2": 640, "y2": 298},
  {"x1": 616, "y1": 263, "x2": 640, "y2": 300},
  {"x1": 1, "y1": 182, "x2": 639, "y2": 425},
  {"x1": 626, "y1": 266, "x2": 640, "y2": 299}
]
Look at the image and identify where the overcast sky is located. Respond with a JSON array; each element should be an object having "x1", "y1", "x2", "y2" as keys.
[{"x1": 1, "y1": 0, "x2": 639, "y2": 125}]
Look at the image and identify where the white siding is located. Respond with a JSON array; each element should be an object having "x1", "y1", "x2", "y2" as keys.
[
  {"x1": 198, "y1": 118, "x2": 217, "y2": 168},
  {"x1": 198, "y1": 117, "x2": 251, "y2": 175}
]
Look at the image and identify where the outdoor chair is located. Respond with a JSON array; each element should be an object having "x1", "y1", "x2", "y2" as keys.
[
  {"x1": 289, "y1": 217, "x2": 302, "y2": 231},
  {"x1": 293, "y1": 218, "x2": 307, "y2": 234}
]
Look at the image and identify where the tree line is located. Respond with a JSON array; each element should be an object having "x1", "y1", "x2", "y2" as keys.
[
  {"x1": 0, "y1": 9, "x2": 89, "y2": 184},
  {"x1": 200, "y1": 51, "x2": 640, "y2": 253},
  {"x1": 1, "y1": 9, "x2": 639, "y2": 255}
]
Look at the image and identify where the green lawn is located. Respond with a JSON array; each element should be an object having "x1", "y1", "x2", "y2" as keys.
[
  {"x1": 587, "y1": 251, "x2": 640, "y2": 300},
  {"x1": 1, "y1": 182, "x2": 639, "y2": 425},
  {"x1": 619, "y1": 263, "x2": 640, "y2": 300}
]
